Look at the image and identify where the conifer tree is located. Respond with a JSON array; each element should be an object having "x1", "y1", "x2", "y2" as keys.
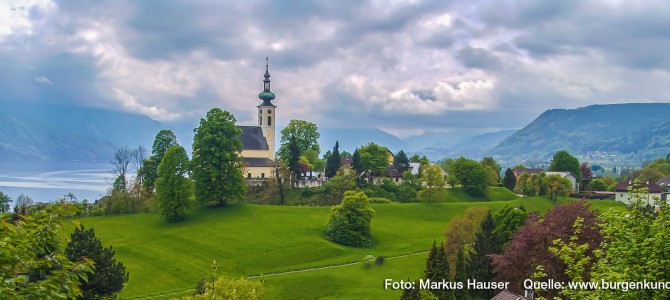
[
  {"x1": 425, "y1": 241, "x2": 455, "y2": 300},
  {"x1": 468, "y1": 210, "x2": 498, "y2": 299},
  {"x1": 65, "y1": 225, "x2": 128, "y2": 300},
  {"x1": 454, "y1": 247, "x2": 468, "y2": 300},
  {"x1": 503, "y1": 168, "x2": 516, "y2": 191},
  {"x1": 325, "y1": 141, "x2": 341, "y2": 178},
  {"x1": 400, "y1": 279, "x2": 420, "y2": 300}
]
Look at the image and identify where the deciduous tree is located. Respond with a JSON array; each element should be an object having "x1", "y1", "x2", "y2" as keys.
[
  {"x1": 359, "y1": 142, "x2": 390, "y2": 176},
  {"x1": 192, "y1": 108, "x2": 246, "y2": 206},
  {"x1": 324, "y1": 190, "x2": 375, "y2": 247},
  {"x1": 452, "y1": 157, "x2": 487, "y2": 197},
  {"x1": 0, "y1": 191, "x2": 10, "y2": 213},
  {"x1": 139, "y1": 129, "x2": 178, "y2": 191},
  {"x1": 542, "y1": 174, "x2": 573, "y2": 202},
  {"x1": 156, "y1": 145, "x2": 193, "y2": 222},
  {"x1": 277, "y1": 119, "x2": 320, "y2": 161},
  {"x1": 549, "y1": 150, "x2": 581, "y2": 181}
]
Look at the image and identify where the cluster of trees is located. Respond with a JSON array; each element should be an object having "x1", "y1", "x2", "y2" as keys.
[
  {"x1": 403, "y1": 205, "x2": 529, "y2": 300},
  {"x1": 514, "y1": 171, "x2": 572, "y2": 201},
  {"x1": 1, "y1": 203, "x2": 127, "y2": 299}
]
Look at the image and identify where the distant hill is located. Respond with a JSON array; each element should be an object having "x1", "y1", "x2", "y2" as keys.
[
  {"x1": 0, "y1": 102, "x2": 164, "y2": 161},
  {"x1": 489, "y1": 103, "x2": 670, "y2": 162},
  {"x1": 412, "y1": 129, "x2": 517, "y2": 161},
  {"x1": 319, "y1": 127, "x2": 408, "y2": 153}
]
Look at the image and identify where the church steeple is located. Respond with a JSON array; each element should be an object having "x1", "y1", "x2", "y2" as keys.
[
  {"x1": 257, "y1": 57, "x2": 276, "y2": 159},
  {"x1": 258, "y1": 56, "x2": 276, "y2": 106}
]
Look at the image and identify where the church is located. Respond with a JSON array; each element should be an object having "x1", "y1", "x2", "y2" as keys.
[{"x1": 239, "y1": 58, "x2": 278, "y2": 179}]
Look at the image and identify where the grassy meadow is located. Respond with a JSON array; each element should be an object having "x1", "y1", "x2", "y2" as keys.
[{"x1": 71, "y1": 189, "x2": 625, "y2": 299}]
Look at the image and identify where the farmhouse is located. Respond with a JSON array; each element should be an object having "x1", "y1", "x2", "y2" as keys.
[
  {"x1": 546, "y1": 171, "x2": 579, "y2": 193},
  {"x1": 240, "y1": 58, "x2": 278, "y2": 180},
  {"x1": 512, "y1": 168, "x2": 543, "y2": 179},
  {"x1": 614, "y1": 180, "x2": 662, "y2": 205}
]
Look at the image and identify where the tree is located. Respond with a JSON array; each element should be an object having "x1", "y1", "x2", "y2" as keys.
[
  {"x1": 352, "y1": 148, "x2": 364, "y2": 176},
  {"x1": 400, "y1": 279, "x2": 421, "y2": 300},
  {"x1": 551, "y1": 183, "x2": 670, "y2": 299},
  {"x1": 0, "y1": 191, "x2": 10, "y2": 213},
  {"x1": 452, "y1": 157, "x2": 487, "y2": 197},
  {"x1": 491, "y1": 200, "x2": 602, "y2": 298},
  {"x1": 139, "y1": 129, "x2": 178, "y2": 191},
  {"x1": 325, "y1": 141, "x2": 342, "y2": 178},
  {"x1": 1, "y1": 205, "x2": 93, "y2": 298},
  {"x1": 502, "y1": 168, "x2": 516, "y2": 191},
  {"x1": 324, "y1": 190, "x2": 375, "y2": 247},
  {"x1": 420, "y1": 164, "x2": 446, "y2": 202},
  {"x1": 65, "y1": 225, "x2": 129, "y2": 299},
  {"x1": 453, "y1": 247, "x2": 468, "y2": 300},
  {"x1": 359, "y1": 143, "x2": 390, "y2": 176},
  {"x1": 272, "y1": 162, "x2": 292, "y2": 205},
  {"x1": 549, "y1": 150, "x2": 581, "y2": 182},
  {"x1": 276, "y1": 119, "x2": 320, "y2": 162},
  {"x1": 319, "y1": 166, "x2": 358, "y2": 205},
  {"x1": 580, "y1": 162, "x2": 592, "y2": 191},
  {"x1": 480, "y1": 157, "x2": 501, "y2": 183},
  {"x1": 424, "y1": 241, "x2": 455, "y2": 300},
  {"x1": 14, "y1": 193, "x2": 33, "y2": 215},
  {"x1": 156, "y1": 145, "x2": 193, "y2": 222},
  {"x1": 468, "y1": 211, "x2": 498, "y2": 299},
  {"x1": 443, "y1": 207, "x2": 488, "y2": 271},
  {"x1": 542, "y1": 174, "x2": 573, "y2": 202},
  {"x1": 192, "y1": 108, "x2": 246, "y2": 206},
  {"x1": 111, "y1": 146, "x2": 136, "y2": 192},
  {"x1": 394, "y1": 150, "x2": 410, "y2": 173},
  {"x1": 492, "y1": 205, "x2": 528, "y2": 248},
  {"x1": 286, "y1": 135, "x2": 302, "y2": 184}
]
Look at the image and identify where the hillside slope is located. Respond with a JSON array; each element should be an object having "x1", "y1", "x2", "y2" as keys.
[{"x1": 489, "y1": 103, "x2": 670, "y2": 162}]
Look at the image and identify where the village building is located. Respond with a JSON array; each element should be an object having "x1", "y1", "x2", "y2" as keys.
[
  {"x1": 614, "y1": 180, "x2": 663, "y2": 205},
  {"x1": 546, "y1": 171, "x2": 579, "y2": 193},
  {"x1": 240, "y1": 58, "x2": 278, "y2": 180}
]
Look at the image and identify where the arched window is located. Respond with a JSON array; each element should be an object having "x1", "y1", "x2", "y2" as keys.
[
  {"x1": 268, "y1": 116, "x2": 272, "y2": 126},
  {"x1": 259, "y1": 116, "x2": 262, "y2": 126}
]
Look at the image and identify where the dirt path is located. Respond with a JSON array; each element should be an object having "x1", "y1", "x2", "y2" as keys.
[{"x1": 132, "y1": 250, "x2": 429, "y2": 299}]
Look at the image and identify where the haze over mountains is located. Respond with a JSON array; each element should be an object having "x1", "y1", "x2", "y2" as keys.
[{"x1": 2, "y1": 103, "x2": 669, "y2": 165}]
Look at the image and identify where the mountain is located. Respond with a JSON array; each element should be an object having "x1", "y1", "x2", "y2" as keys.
[
  {"x1": 412, "y1": 129, "x2": 517, "y2": 161},
  {"x1": 0, "y1": 102, "x2": 164, "y2": 161},
  {"x1": 489, "y1": 103, "x2": 670, "y2": 162},
  {"x1": 318, "y1": 128, "x2": 408, "y2": 154}
]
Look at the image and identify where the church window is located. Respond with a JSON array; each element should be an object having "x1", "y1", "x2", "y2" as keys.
[
  {"x1": 259, "y1": 116, "x2": 262, "y2": 125},
  {"x1": 268, "y1": 116, "x2": 272, "y2": 126}
]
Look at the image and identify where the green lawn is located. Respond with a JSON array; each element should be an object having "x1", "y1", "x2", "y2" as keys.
[{"x1": 72, "y1": 196, "x2": 624, "y2": 299}]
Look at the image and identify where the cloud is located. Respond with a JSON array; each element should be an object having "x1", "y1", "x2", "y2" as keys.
[
  {"x1": 34, "y1": 75, "x2": 52, "y2": 85},
  {"x1": 0, "y1": 0, "x2": 669, "y2": 136}
]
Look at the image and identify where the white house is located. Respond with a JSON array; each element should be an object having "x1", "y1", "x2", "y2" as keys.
[
  {"x1": 546, "y1": 171, "x2": 579, "y2": 193},
  {"x1": 614, "y1": 181, "x2": 663, "y2": 205}
]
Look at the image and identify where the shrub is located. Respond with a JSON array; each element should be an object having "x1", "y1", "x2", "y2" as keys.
[
  {"x1": 324, "y1": 191, "x2": 376, "y2": 247},
  {"x1": 368, "y1": 197, "x2": 392, "y2": 204}
]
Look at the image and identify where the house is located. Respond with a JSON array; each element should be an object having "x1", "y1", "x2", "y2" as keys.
[
  {"x1": 614, "y1": 180, "x2": 663, "y2": 205},
  {"x1": 240, "y1": 58, "x2": 278, "y2": 180},
  {"x1": 408, "y1": 162, "x2": 421, "y2": 175},
  {"x1": 491, "y1": 290, "x2": 532, "y2": 300},
  {"x1": 512, "y1": 168, "x2": 543, "y2": 179},
  {"x1": 656, "y1": 177, "x2": 670, "y2": 192},
  {"x1": 546, "y1": 171, "x2": 579, "y2": 193},
  {"x1": 383, "y1": 166, "x2": 403, "y2": 184}
]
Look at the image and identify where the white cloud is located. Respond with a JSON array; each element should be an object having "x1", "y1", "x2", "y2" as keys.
[{"x1": 34, "y1": 75, "x2": 52, "y2": 85}]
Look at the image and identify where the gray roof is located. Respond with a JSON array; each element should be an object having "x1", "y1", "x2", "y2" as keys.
[
  {"x1": 491, "y1": 290, "x2": 529, "y2": 300},
  {"x1": 244, "y1": 157, "x2": 277, "y2": 167},
  {"x1": 238, "y1": 126, "x2": 268, "y2": 150}
]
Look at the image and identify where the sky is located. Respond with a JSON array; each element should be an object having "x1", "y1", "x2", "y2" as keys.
[{"x1": 2, "y1": 0, "x2": 670, "y2": 138}]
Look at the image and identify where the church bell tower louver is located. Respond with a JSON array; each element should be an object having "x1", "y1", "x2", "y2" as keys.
[{"x1": 257, "y1": 57, "x2": 276, "y2": 160}]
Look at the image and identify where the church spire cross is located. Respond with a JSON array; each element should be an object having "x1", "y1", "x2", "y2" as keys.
[{"x1": 258, "y1": 56, "x2": 276, "y2": 105}]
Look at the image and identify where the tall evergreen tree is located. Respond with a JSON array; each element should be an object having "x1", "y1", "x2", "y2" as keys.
[
  {"x1": 192, "y1": 108, "x2": 246, "y2": 206},
  {"x1": 286, "y1": 135, "x2": 302, "y2": 184},
  {"x1": 425, "y1": 241, "x2": 455, "y2": 300},
  {"x1": 503, "y1": 168, "x2": 516, "y2": 191},
  {"x1": 454, "y1": 247, "x2": 468, "y2": 300},
  {"x1": 325, "y1": 141, "x2": 341, "y2": 178},
  {"x1": 352, "y1": 148, "x2": 363, "y2": 175},
  {"x1": 400, "y1": 279, "x2": 421, "y2": 300},
  {"x1": 394, "y1": 150, "x2": 410, "y2": 173},
  {"x1": 469, "y1": 210, "x2": 498, "y2": 299},
  {"x1": 65, "y1": 225, "x2": 128, "y2": 300}
]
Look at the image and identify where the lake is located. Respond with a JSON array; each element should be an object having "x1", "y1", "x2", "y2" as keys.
[{"x1": 0, "y1": 161, "x2": 112, "y2": 204}]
